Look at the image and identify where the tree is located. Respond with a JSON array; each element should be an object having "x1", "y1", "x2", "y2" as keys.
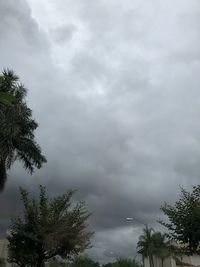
[
  {"x1": 71, "y1": 255, "x2": 100, "y2": 267},
  {"x1": 0, "y1": 69, "x2": 46, "y2": 190},
  {"x1": 152, "y1": 232, "x2": 170, "y2": 267},
  {"x1": 137, "y1": 226, "x2": 155, "y2": 267},
  {"x1": 7, "y1": 185, "x2": 93, "y2": 267},
  {"x1": 160, "y1": 185, "x2": 200, "y2": 255},
  {"x1": 137, "y1": 227, "x2": 170, "y2": 267}
]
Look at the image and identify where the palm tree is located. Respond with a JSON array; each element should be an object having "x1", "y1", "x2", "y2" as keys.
[
  {"x1": 152, "y1": 232, "x2": 171, "y2": 267},
  {"x1": 137, "y1": 226, "x2": 155, "y2": 267},
  {"x1": 0, "y1": 69, "x2": 46, "y2": 190},
  {"x1": 137, "y1": 228, "x2": 171, "y2": 267}
]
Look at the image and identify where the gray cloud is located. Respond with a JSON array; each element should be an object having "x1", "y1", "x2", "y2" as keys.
[
  {"x1": 50, "y1": 24, "x2": 77, "y2": 44},
  {"x1": 0, "y1": 0, "x2": 200, "y2": 263}
]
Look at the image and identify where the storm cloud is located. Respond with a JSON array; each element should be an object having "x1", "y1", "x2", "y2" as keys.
[{"x1": 0, "y1": 0, "x2": 200, "y2": 263}]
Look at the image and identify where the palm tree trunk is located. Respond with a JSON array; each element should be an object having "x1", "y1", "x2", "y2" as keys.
[
  {"x1": 0, "y1": 160, "x2": 7, "y2": 192},
  {"x1": 161, "y1": 258, "x2": 164, "y2": 267},
  {"x1": 149, "y1": 255, "x2": 154, "y2": 267},
  {"x1": 142, "y1": 255, "x2": 145, "y2": 267},
  {"x1": 149, "y1": 256, "x2": 152, "y2": 267}
]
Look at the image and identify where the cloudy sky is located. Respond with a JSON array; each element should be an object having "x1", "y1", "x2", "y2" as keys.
[{"x1": 0, "y1": 0, "x2": 200, "y2": 263}]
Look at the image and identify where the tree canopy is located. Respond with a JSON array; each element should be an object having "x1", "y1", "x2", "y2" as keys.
[
  {"x1": 7, "y1": 185, "x2": 93, "y2": 267},
  {"x1": 160, "y1": 185, "x2": 200, "y2": 255},
  {"x1": 0, "y1": 69, "x2": 46, "y2": 190}
]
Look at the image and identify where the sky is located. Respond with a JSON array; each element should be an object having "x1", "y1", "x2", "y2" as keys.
[{"x1": 0, "y1": 0, "x2": 200, "y2": 263}]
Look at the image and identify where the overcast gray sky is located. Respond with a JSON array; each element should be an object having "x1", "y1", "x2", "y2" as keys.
[{"x1": 0, "y1": 0, "x2": 200, "y2": 263}]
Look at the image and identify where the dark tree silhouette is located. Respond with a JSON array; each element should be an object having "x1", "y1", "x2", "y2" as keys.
[
  {"x1": 160, "y1": 185, "x2": 200, "y2": 255},
  {"x1": 0, "y1": 69, "x2": 46, "y2": 190},
  {"x1": 8, "y1": 186, "x2": 93, "y2": 267}
]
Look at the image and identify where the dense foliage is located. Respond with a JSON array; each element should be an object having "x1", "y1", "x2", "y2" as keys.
[
  {"x1": 8, "y1": 186, "x2": 93, "y2": 267},
  {"x1": 0, "y1": 91, "x2": 16, "y2": 105},
  {"x1": 0, "y1": 69, "x2": 46, "y2": 190},
  {"x1": 160, "y1": 185, "x2": 200, "y2": 255}
]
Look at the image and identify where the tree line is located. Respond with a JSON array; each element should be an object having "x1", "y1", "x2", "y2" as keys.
[{"x1": 48, "y1": 255, "x2": 141, "y2": 267}]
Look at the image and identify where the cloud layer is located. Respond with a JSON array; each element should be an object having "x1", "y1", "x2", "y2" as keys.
[{"x1": 0, "y1": 0, "x2": 200, "y2": 263}]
